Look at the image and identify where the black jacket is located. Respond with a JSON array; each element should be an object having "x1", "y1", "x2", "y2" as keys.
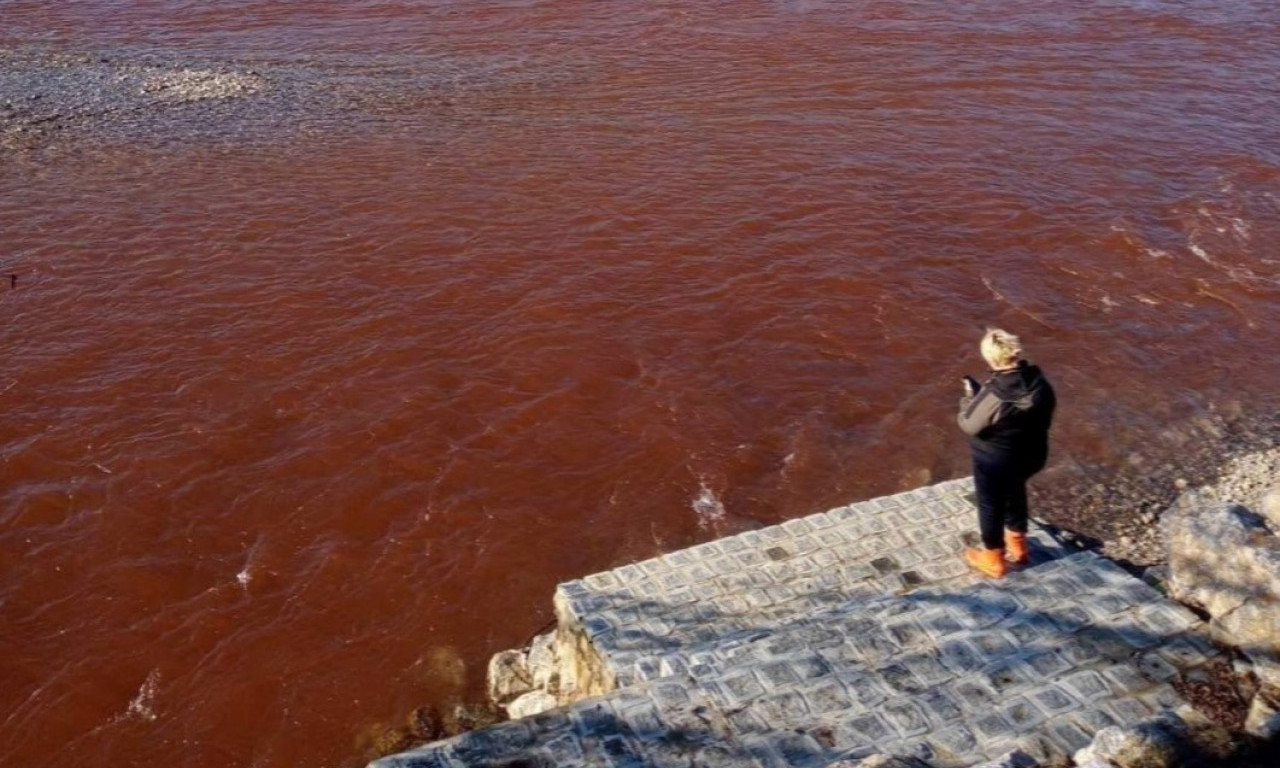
[{"x1": 957, "y1": 360, "x2": 1056, "y2": 471}]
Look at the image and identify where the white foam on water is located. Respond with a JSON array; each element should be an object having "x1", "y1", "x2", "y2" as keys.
[
  {"x1": 1188, "y1": 242, "x2": 1211, "y2": 262},
  {"x1": 691, "y1": 481, "x2": 726, "y2": 529},
  {"x1": 236, "y1": 567, "x2": 252, "y2": 588},
  {"x1": 126, "y1": 669, "x2": 160, "y2": 722},
  {"x1": 1230, "y1": 217, "x2": 1251, "y2": 241}
]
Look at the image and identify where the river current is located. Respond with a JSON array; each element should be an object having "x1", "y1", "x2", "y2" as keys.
[{"x1": 1, "y1": 2, "x2": 1278, "y2": 766}]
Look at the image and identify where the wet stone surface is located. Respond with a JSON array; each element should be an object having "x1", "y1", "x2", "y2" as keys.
[{"x1": 373, "y1": 480, "x2": 1222, "y2": 768}]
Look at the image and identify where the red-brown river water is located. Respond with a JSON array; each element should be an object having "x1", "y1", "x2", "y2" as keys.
[{"x1": 1, "y1": 2, "x2": 1278, "y2": 766}]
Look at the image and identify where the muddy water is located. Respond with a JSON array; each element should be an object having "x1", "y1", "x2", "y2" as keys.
[{"x1": 1, "y1": 1, "x2": 1279, "y2": 766}]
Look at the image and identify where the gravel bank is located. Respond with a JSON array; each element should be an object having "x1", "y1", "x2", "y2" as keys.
[{"x1": 1030, "y1": 404, "x2": 1279, "y2": 568}]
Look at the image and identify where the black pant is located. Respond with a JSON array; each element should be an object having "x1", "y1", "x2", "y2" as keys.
[{"x1": 973, "y1": 455, "x2": 1031, "y2": 550}]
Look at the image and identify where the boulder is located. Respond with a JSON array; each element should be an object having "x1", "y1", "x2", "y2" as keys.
[
  {"x1": 504, "y1": 690, "x2": 558, "y2": 720},
  {"x1": 1212, "y1": 601, "x2": 1280, "y2": 687},
  {"x1": 486, "y1": 649, "x2": 533, "y2": 705},
  {"x1": 1162, "y1": 498, "x2": 1276, "y2": 617},
  {"x1": 1165, "y1": 498, "x2": 1280, "y2": 684},
  {"x1": 1259, "y1": 485, "x2": 1280, "y2": 531},
  {"x1": 526, "y1": 631, "x2": 558, "y2": 692},
  {"x1": 1076, "y1": 708, "x2": 1239, "y2": 768},
  {"x1": 1073, "y1": 716, "x2": 1186, "y2": 768},
  {"x1": 1245, "y1": 689, "x2": 1280, "y2": 740}
]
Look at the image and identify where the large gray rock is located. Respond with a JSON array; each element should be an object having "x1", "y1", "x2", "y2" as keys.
[
  {"x1": 526, "y1": 631, "x2": 558, "y2": 691},
  {"x1": 1073, "y1": 718, "x2": 1184, "y2": 768},
  {"x1": 1162, "y1": 497, "x2": 1276, "y2": 618},
  {"x1": 504, "y1": 690, "x2": 557, "y2": 720},
  {"x1": 1260, "y1": 485, "x2": 1280, "y2": 533},
  {"x1": 1071, "y1": 708, "x2": 1236, "y2": 768},
  {"x1": 1213, "y1": 601, "x2": 1280, "y2": 687},
  {"x1": 1245, "y1": 688, "x2": 1280, "y2": 740},
  {"x1": 1163, "y1": 495, "x2": 1280, "y2": 686},
  {"x1": 486, "y1": 649, "x2": 533, "y2": 705}
]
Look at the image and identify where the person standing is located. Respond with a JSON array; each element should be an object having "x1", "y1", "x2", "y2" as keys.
[{"x1": 957, "y1": 328, "x2": 1056, "y2": 578}]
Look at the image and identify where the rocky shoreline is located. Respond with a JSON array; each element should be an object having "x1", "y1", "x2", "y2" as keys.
[
  {"x1": 1029, "y1": 405, "x2": 1280, "y2": 568},
  {"x1": 428, "y1": 468, "x2": 1280, "y2": 768},
  {"x1": 363, "y1": 408, "x2": 1279, "y2": 766}
]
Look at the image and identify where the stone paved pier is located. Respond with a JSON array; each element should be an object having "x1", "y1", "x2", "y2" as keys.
[{"x1": 372, "y1": 479, "x2": 1223, "y2": 768}]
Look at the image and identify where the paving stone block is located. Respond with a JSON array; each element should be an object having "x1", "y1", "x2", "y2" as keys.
[
  {"x1": 455, "y1": 720, "x2": 537, "y2": 760},
  {"x1": 880, "y1": 662, "x2": 927, "y2": 695},
  {"x1": 617, "y1": 703, "x2": 666, "y2": 741},
  {"x1": 757, "y1": 659, "x2": 803, "y2": 688},
  {"x1": 915, "y1": 539, "x2": 952, "y2": 562},
  {"x1": 1059, "y1": 669, "x2": 1111, "y2": 702},
  {"x1": 1099, "y1": 662, "x2": 1153, "y2": 696},
  {"x1": 1001, "y1": 695, "x2": 1047, "y2": 729},
  {"x1": 979, "y1": 658, "x2": 1035, "y2": 695},
  {"x1": 1102, "y1": 696, "x2": 1151, "y2": 723},
  {"x1": 917, "y1": 686, "x2": 966, "y2": 725},
  {"x1": 920, "y1": 610, "x2": 967, "y2": 641},
  {"x1": 791, "y1": 653, "x2": 834, "y2": 681},
  {"x1": 586, "y1": 571, "x2": 623, "y2": 591},
  {"x1": 1025, "y1": 649, "x2": 1073, "y2": 678},
  {"x1": 1068, "y1": 705, "x2": 1118, "y2": 737},
  {"x1": 843, "y1": 711, "x2": 894, "y2": 742},
  {"x1": 727, "y1": 707, "x2": 771, "y2": 734},
  {"x1": 634, "y1": 657, "x2": 662, "y2": 682},
  {"x1": 718, "y1": 670, "x2": 766, "y2": 704},
  {"x1": 1078, "y1": 626, "x2": 1138, "y2": 662},
  {"x1": 770, "y1": 732, "x2": 825, "y2": 767},
  {"x1": 1112, "y1": 613, "x2": 1164, "y2": 650},
  {"x1": 804, "y1": 680, "x2": 854, "y2": 714},
  {"x1": 760, "y1": 526, "x2": 790, "y2": 544},
  {"x1": 930, "y1": 723, "x2": 979, "y2": 761},
  {"x1": 736, "y1": 737, "x2": 786, "y2": 768},
  {"x1": 751, "y1": 691, "x2": 811, "y2": 725},
  {"x1": 883, "y1": 699, "x2": 931, "y2": 737},
  {"x1": 938, "y1": 638, "x2": 987, "y2": 674},
  {"x1": 1135, "y1": 651, "x2": 1179, "y2": 683},
  {"x1": 952, "y1": 678, "x2": 999, "y2": 708},
  {"x1": 647, "y1": 681, "x2": 691, "y2": 709},
  {"x1": 955, "y1": 594, "x2": 1018, "y2": 630},
  {"x1": 881, "y1": 738, "x2": 939, "y2": 765},
  {"x1": 845, "y1": 632, "x2": 900, "y2": 666},
  {"x1": 1044, "y1": 715, "x2": 1093, "y2": 754},
  {"x1": 885, "y1": 617, "x2": 929, "y2": 649},
  {"x1": 894, "y1": 546, "x2": 926, "y2": 568},
  {"x1": 903, "y1": 652, "x2": 953, "y2": 687},
  {"x1": 971, "y1": 711, "x2": 1017, "y2": 742},
  {"x1": 1027, "y1": 684, "x2": 1081, "y2": 716},
  {"x1": 764, "y1": 584, "x2": 800, "y2": 606},
  {"x1": 879, "y1": 530, "x2": 911, "y2": 550},
  {"x1": 836, "y1": 668, "x2": 890, "y2": 707}
]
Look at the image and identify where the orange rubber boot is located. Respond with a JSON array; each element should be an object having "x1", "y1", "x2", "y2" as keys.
[
  {"x1": 1005, "y1": 531, "x2": 1029, "y2": 566},
  {"x1": 964, "y1": 547, "x2": 1007, "y2": 578}
]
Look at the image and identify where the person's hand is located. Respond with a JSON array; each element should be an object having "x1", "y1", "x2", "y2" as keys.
[{"x1": 962, "y1": 375, "x2": 978, "y2": 397}]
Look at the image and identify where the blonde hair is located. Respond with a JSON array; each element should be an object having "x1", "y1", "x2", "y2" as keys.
[{"x1": 980, "y1": 328, "x2": 1022, "y2": 369}]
